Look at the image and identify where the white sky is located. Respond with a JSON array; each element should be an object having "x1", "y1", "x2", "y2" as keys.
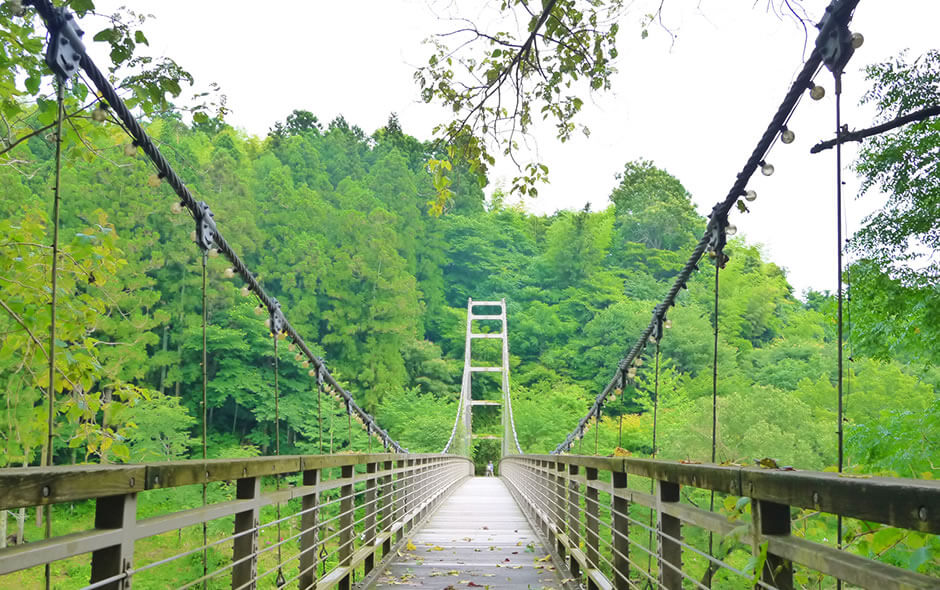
[{"x1": 88, "y1": 0, "x2": 940, "y2": 296}]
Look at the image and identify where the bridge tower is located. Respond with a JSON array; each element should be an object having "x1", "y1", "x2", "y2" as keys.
[{"x1": 458, "y1": 298, "x2": 521, "y2": 461}]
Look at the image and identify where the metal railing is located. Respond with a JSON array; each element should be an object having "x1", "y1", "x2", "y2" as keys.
[
  {"x1": 501, "y1": 455, "x2": 939, "y2": 590},
  {"x1": 0, "y1": 453, "x2": 471, "y2": 589}
]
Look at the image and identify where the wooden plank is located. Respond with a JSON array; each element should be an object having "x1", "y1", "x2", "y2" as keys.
[{"x1": 371, "y1": 478, "x2": 567, "y2": 590}]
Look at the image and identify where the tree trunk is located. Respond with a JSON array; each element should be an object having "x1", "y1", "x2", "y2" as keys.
[
  {"x1": 17, "y1": 507, "x2": 25, "y2": 544},
  {"x1": 1, "y1": 510, "x2": 7, "y2": 548},
  {"x1": 159, "y1": 323, "x2": 170, "y2": 394}
]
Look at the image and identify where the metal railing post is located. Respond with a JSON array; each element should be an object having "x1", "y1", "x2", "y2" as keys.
[
  {"x1": 657, "y1": 480, "x2": 682, "y2": 590},
  {"x1": 89, "y1": 492, "x2": 136, "y2": 590},
  {"x1": 231, "y1": 476, "x2": 260, "y2": 590},
  {"x1": 757, "y1": 499, "x2": 794, "y2": 590},
  {"x1": 567, "y1": 463, "x2": 581, "y2": 579},
  {"x1": 612, "y1": 471, "x2": 631, "y2": 590},
  {"x1": 338, "y1": 464, "x2": 354, "y2": 590},
  {"x1": 299, "y1": 467, "x2": 320, "y2": 590}
]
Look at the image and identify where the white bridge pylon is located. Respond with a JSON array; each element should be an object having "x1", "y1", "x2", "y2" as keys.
[{"x1": 458, "y1": 298, "x2": 522, "y2": 458}]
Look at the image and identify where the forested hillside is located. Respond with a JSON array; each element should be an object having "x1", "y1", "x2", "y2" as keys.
[{"x1": 2, "y1": 104, "x2": 936, "y2": 478}]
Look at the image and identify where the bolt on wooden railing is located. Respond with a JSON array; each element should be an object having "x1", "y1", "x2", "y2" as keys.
[
  {"x1": 501, "y1": 455, "x2": 939, "y2": 590},
  {"x1": 0, "y1": 453, "x2": 472, "y2": 589}
]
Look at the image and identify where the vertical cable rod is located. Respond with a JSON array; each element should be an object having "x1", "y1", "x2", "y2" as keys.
[
  {"x1": 706, "y1": 259, "x2": 721, "y2": 587},
  {"x1": 200, "y1": 252, "x2": 209, "y2": 590},
  {"x1": 835, "y1": 71, "x2": 846, "y2": 590},
  {"x1": 273, "y1": 335, "x2": 285, "y2": 587},
  {"x1": 645, "y1": 340, "x2": 661, "y2": 586},
  {"x1": 317, "y1": 379, "x2": 323, "y2": 454},
  {"x1": 44, "y1": 74, "x2": 66, "y2": 590}
]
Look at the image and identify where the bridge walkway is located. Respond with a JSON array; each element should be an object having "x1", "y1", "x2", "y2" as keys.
[{"x1": 369, "y1": 477, "x2": 567, "y2": 589}]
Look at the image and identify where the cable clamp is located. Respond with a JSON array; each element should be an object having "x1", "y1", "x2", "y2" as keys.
[
  {"x1": 707, "y1": 203, "x2": 730, "y2": 268},
  {"x1": 815, "y1": 0, "x2": 855, "y2": 75},
  {"x1": 45, "y1": 6, "x2": 85, "y2": 81},
  {"x1": 195, "y1": 201, "x2": 218, "y2": 251},
  {"x1": 268, "y1": 298, "x2": 287, "y2": 336}
]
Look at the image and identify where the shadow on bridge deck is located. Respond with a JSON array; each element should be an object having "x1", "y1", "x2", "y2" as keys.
[{"x1": 369, "y1": 477, "x2": 568, "y2": 589}]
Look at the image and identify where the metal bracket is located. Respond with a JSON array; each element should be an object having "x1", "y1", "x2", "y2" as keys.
[
  {"x1": 707, "y1": 203, "x2": 730, "y2": 268},
  {"x1": 44, "y1": 6, "x2": 85, "y2": 81},
  {"x1": 652, "y1": 305, "x2": 666, "y2": 343},
  {"x1": 268, "y1": 298, "x2": 286, "y2": 335},
  {"x1": 195, "y1": 201, "x2": 218, "y2": 251}
]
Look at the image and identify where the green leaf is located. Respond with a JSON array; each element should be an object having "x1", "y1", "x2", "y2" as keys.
[
  {"x1": 92, "y1": 28, "x2": 120, "y2": 43},
  {"x1": 134, "y1": 30, "x2": 149, "y2": 46},
  {"x1": 68, "y1": 0, "x2": 96, "y2": 13},
  {"x1": 24, "y1": 74, "x2": 40, "y2": 95},
  {"x1": 908, "y1": 546, "x2": 930, "y2": 571}
]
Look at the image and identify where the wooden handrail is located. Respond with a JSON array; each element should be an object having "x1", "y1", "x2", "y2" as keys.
[{"x1": 501, "y1": 455, "x2": 939, "y2": 590}]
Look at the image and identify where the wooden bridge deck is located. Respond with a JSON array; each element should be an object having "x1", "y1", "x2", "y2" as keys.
[{"x1": 369, "y1": 477, "x2": 567, "y2": 589}]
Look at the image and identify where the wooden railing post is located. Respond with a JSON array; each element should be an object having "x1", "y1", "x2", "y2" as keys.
[
  {"x1": 231, "y1": 476, "x2": 260, "y2": 590},
  {"x1": 394, "y1": 458, "x2": 405, "y2": 542},
  {"x1": 554, "y1": 461, "x2": 566, "y2": 558},
  {"x1": 299, "y1": 467, "x2": 320, "y2": 590},
  {"x1": 657, "y1": 480, "x2": 682, "y2": 590},
  {"x1": 364, "y1": 462, "x2": 378, "y2": 575},
  {"x1": 381, "y1": 460, "x2": 393, "y2": 553},
  {"x1": 540, "y1": 460, "x2": 552, "y2": 538},
  {"x1": 612, "y1": 471, "x2": 630, "y2": 590},
  {"x1": 585, "y1": 467, "x2": 600, "y2": 586},
  {"x1": 89, "y1": 492, "x2": 136, "y2": 590},
  {"x1": 756, "y1": 499, "x2": 794, "y2": 590},
  {"x1": 567, "y1": 463, "x2": 581, "y2": 579},
  {"x1": 338, "y1": 464, "x2": 354, "y2": 590},
  {"x1": 403, "y1": 459, "x2": 412, "y2": 532}
]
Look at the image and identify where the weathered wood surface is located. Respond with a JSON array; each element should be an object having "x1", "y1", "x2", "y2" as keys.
[
  {"x1": 0, "y1": 453, "x2": 445, "y2": 510},
  {"x1": 371, "y1": 477, "x2": 567, "y2": 589},
  {"x1": 512, "y1": 455, "x2": 940, "y2": 534}
]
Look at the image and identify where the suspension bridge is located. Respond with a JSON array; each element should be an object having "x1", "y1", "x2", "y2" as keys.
[{"x1": 1, "y1": 0, "x2": 938, "y2": 588}]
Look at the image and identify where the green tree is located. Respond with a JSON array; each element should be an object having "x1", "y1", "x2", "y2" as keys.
[{"x1": 850, "y1": 50, "x2": 940, "y2": 365}]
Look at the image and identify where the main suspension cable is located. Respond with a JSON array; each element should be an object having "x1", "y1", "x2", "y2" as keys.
[
  {"x1": 550, "y1": 0, "x2": 861, "y2": 454},
  {"x1": 25, "y1": 0, "x2": 406, "y2": 454}
]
